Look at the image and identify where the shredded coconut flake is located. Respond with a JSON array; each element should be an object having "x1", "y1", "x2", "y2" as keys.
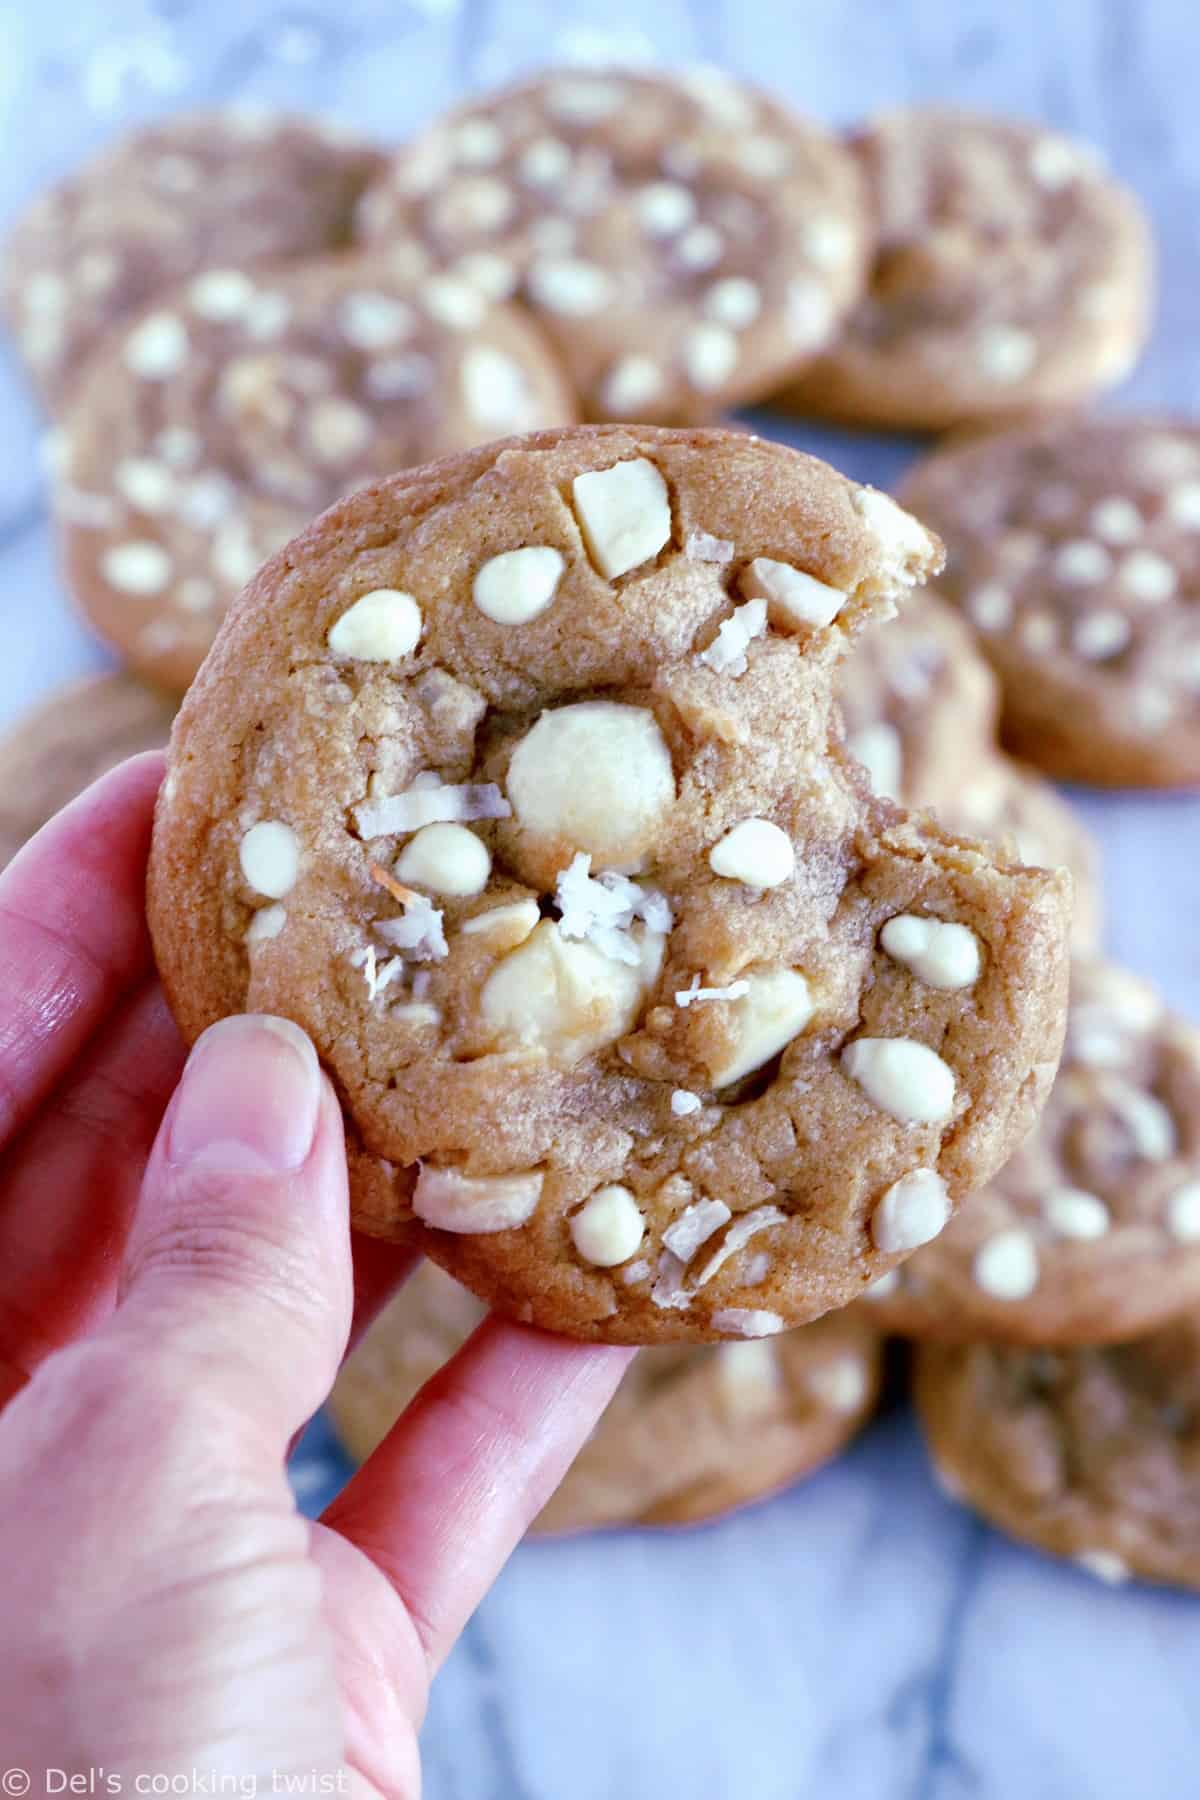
[
  {"x1": 695, "y1": 1205, "x2": 786, "y2": 1287},
  {"x1": 621, "y1": 1258, "x2": 652, "y2": 1285},
  {"x1": 555, "y1": 853, "x2": 672, "y2": 965},
  {"x1": 712, "y1": 1306, "x2": 786, "y2": 1338},
  {"x1": 377, "y1": 893, "x2": 448, "y2": 961},
  {"x1": 698, "y1": 597, "x2": 768, "y2": 676},
  {"x1": 354, "y1": 779, "x2": 510, "y2": 839},
  {"x1": 675, "y1": 974, "x2": 751, "y2": 1008},
  {"x1": 685, "y1": 529, "x2": 735, "y2": 564},
  {"x1": 349, "y1": 944, "x2": 406, "y2": 1002},
  {"x1": 663, "y1": 1198, "x2": 732, "y2": 1261},
  {"x1": 410, "y1": 969, "x2": 432, "y2": 1000},
  {"x1": 650, "y1": 1250, "x2": 693, "y2": 1310}
]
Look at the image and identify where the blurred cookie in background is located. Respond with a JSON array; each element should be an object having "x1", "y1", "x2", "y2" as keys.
[
  {"x1": 330, "y1": 1263, "x2": 882, "y2": 1532},
  {"x1": 54, "y1": 255, "x2": 577, "y2": 692},
  {"x1": 776, "y1": 108, "x2": 1152, "y2": 431},
  {"x1": 2, "y1": 109, "x2": 385, "y2": 413},
  {"x1": 864, "y1": 957, "x2": 1200, "y2": 1344},
  {"x1": 915, "y1": 1317, "x2": 1200, "y2": 1591},
  {"x1": 356, "y1": 67, "x2": 869, "y2": 424},
  {"x1": 0, "y1": 671, "x2": 176, "y2": 869},
  {"x1": 901, "y1": 416, "x2": 1200, "y2": 785}
]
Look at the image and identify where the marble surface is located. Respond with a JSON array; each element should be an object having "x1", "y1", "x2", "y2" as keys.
[{"x1": 2, "y1": 0, "x2": 1199, "y2": 1793}]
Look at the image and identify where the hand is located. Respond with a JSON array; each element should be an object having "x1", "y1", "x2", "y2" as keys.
[{"x1": 0, "y1": 755, "x2": 630, "y2": 1792}]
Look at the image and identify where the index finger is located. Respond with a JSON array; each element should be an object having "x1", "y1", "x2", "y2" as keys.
[{"x1": 0, "y1": 752, "x2": 163, "y2": 1150}]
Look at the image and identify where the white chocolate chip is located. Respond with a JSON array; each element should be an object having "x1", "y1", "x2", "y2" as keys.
[
  {"x1": 870, "y1": 1168, "x2": 950, "y2": 1252},
  {"x1": 412, "y1": 1164, "x2": 542, "y2": 1233},
  {"x1": 1074, "y1": 1549, "x2": 1129, "y2": 1586},
  {"x1": 671, "y1": 1089, "x2": 702, "y2": 1117},
  {"x1": 519, "y1": 136, "x2": 572, "y2": 187},
  {"x1": 527, "y1": 257, "x2": 615, "y2": 317},
  {"x1": 453, "y1": 251, "x2": 518, "y2": 300},
  {"x1": 976, "y1": 325, "x2": 1037, "y2": 382},
  {"x1": 188, "y1": 268, "x2": 256, "y2": 319},
  {"x1": 852, "y1": 488, "x2": 933, "y2": 579},
  {"x1": 787, "y1": 277, "x2": 835, "y2": 348},
  {"x1": 1165, "y1": 1182, "x2": 1200, "y2": 1242},
  {"x1": 1107, "y1": 1083, "x2": 1176, "y2": 1160},
  {"x1": 635, "y1": 180, "x2": 696, "y2": 236},
  {"x1": 571, "y1": 458, "x2": 672, "y2": 580},
  {"x1": 305, "y1": 396, "x2": 372, "y2": 464},
  {"x1": 864, "y1": 1268, "x2": 900, "y2": 1300},
  {"x1": 124, "y1": 311, "x2": 189, "y2": 378},
  {"x1": 846, "y1": 723, "x2": 903, "y2": 802},
  {"x1": 338, "y1": 291, "x2": 415, "y2": 349},
  {"x1": 366, "y1": 352, "x2": 434, "y2": 399},
  {"x1": 842, "y1": 1038, "x2": 956, "y2": 1124},
  {"x1": 683, "y1": 323, "x2": 738, "y2": 391},
  {"x1": 708, "y1": 967, "x2": 813, "y2": 1088},
  {"x1": 473, "y1": 546, "x2": 564, "y2": 624},
  {"x1": 1073, "y1": 610, "x2": 1131, "y2": 660},
  {"x1": 239, "y1": 820, "x2": 300, "y2": 898},
  {"x1": 716, "y1": 1339, "x2": 781, "y2": 1415},
  {"x1": 685, "y1": 531, "x2": 734, "y2": 565},
  {"x1": 880, "y1": 914, "x2": 981, "y2": 991},
  {"x1": 422, "y1": 274, "x2": 488, "y2": 331},
  {"x1": 101, "y1": 541, "x2": 172, "y2": 594},
  {"x1": 676, "y1": 222, "x2": 724, "y2": 270},
  {"x1": 968, "y1": 584, "x2": 1015, "y2": 632},
  {"x1": 807, "y1": 1356, "x2": 870, "y2": 1414},
  {"x1": 508, "y1": 701, "x2": 674, "y2": 871},
  {"x1": 461, "y1": 345, "x2": 534, "y2": 429},
  {"x1": 704, "y1": 277, "x2": 761, "y2": 329},
  {"x1": 1054, "y1": 540, "x2": 1111, "y2": 584},
  {"x1": 480, "y1": 919, "x2": 663, "y2": 1063},
  {"x1": 454, "y1": 117, "x2": 504, "y2": 165},
  {"x1": 570, "y1": 1184, "x2": 646, "y2": 1266},
  {"x1": 663, "y1": 1198, "x2": 732, "y2": 1262},
  {"x1": 708, "y1": 818, "x2": 794, "y2": 889},
  {"x1": 972, "y1": 1228, "x2": 1039, "y2": 1300},
  {"x1": 546, "y1": 75, "x2": 625, "y2": 123},
  {"x1": 1043, "y1": 1187, "x2": 1110, "y2": 1240},
  {"x1": 1030, "y1": 134, "x2": 1095, "y2": 188},
  {"x1": 802, "y1": 214, "x2": 856, "y2": 268},
  {"x1": 600, "y1": 354, "x2": 665, "y2": 415},
  {"x1": 1089, "y1": 497, "x2": 1143, "y2": 543},
  {"x1": 460, "y1": 898, "x2": 540, "y2": 950},
  {"x1": 1165, "y1": 481, "x2": 1200, "y2": 528},
  {"x1": 327, "y1": 589, "x2": 422, "y2": 661},
  {"x1": 395, "y1": 822, "x2": 491, "y2": 897},
  {"x1": 114, "y1": 457, "x2": 176, "y2": 513},
  {"x1": 245, "y1": 903, "x2": 286, "y2": 944},
  {"x1": 711, "y1": 1307, "x2": 785, "y2": 1338},
  {"x1": 1118, "y1": 549, "x2": 1177, "y2": 603},
  {"x1": 739, "y1": 557, "x2": 847, "y2": 631}
]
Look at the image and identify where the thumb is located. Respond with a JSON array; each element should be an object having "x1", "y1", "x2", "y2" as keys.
[{"x1": 110, "y1": 1013, "x2": 353, "y2": 1448}]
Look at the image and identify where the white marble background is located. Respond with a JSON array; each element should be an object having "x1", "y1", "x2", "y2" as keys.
[{"x1": 2, "y1": 0, "x2": 1199, "y2": 1793}]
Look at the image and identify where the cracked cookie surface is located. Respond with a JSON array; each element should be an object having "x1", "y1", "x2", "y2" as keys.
[{"x1": 148, "y1": 423, "x2": 1071, "y2": 1343}]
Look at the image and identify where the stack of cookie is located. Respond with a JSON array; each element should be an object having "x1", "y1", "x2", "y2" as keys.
[{"x1": 2, "y1": 70, "x2": 1197, "y2": 1582}]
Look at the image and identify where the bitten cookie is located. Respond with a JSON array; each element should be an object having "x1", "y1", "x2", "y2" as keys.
[
  {"x1": 329, "y1": 1262, "x2": 881, "y2": 1530},
  {"x1": 776, "y1": 108, "x2": 1152, "y2": 430},
  {"x1": 55, "y1": 256, "x2": 576, "y2": 692},
  {"x1": 355, "y1": 67, "x2": 868, "y2": 424},
  {"x1": 900, "y1": 416, "x2": 1200, "y2": 786},
  {"x1": 915, "y1": 1320, "x2": 1200, "y2": 1590},
  {"x1": 0, "y1": 673, "x2": 176, "y2": 870},
  {"x1": 837, "y1": 591, "x2": 1102, "y2": 947},
  {"x1": 148, "y1": 424, "x2": 1071, "y2": 1344},
  {"x1": 865, "y1": 957, "x2": 1200, "y2": 1344},
  {"x1": 3, "y1": 109, "x2": 385, "y2": 414}
]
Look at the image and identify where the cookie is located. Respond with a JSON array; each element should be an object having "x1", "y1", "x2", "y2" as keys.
[
  {"x1": 776, "y1": 107, "x2": 1153, "y2": 430},
  {"x1": 55, "y1": 256, "x2": 576, "y2": 693},
  {"x1": 355, "y1": 67, "x2": 868, "y2": 424},
  {"x1": 864, "y1": 957, "x2": 1200, "y2": 1344},
  {"x1": 0, "y1": 672, "x2": 176, "y2": 870},
  {"x1": 915, "y1": 1319, "x2": 1200, "y2": 1590},
  {"x1": 2, "y1": 109, "x2": 384, "y2": 413},
  {"x1": 836, "y1": 592, "x2": 1101, "y2": 947},
  {"x1": 836, "y1": 588, "x2": 999, "y2": 807},
  {"x1": 900, "y1": 416, "x2": 1200, "y2": 786},
  {"x1": 147, "y1": 423, "x2": 1071, "y2": 1344},
  {"x1": 329, "y1": 1262, "x2": 881, "y2": 1531}
]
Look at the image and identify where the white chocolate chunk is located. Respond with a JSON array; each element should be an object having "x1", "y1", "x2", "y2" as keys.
[
  {"x1": 880, "y1": 914, "x2": 981, "y2": 991},
  {"x1": 188, "y1": 268, "x2": 256, "y2": 319},
  {"x1": 676, "y1": 222, "x2": 724, "y2": 269},
  {"x1": 968, "y1": 583, "x2": 1013, "y2": 631},
  {"x1": 716, "y1": 1339, "x2": 781, "y2": 1414},
  {"x1": 1043, "y1": 1187, "x2": 1110, "y2": 1240},
  {"x1": 114, "y1": 457, "x2": 176, "y2": 513},
  {"x1": 473, "y1": 546, "x2": 564, "y2": 624},
  {"x1": 413, "y1": 1164, "x2": 542, "y2": 1233},
  {"x1": 663, "y1": 1198, "x2": 732, "y2": 1262},
  {"x1": 671, "y1": 1089, "x2": 702, "y2": 1117},
  {"x1": 508, "y1": 701, "x2": 674, "y2": 871},
  {"x1": 708, "y1": 818, "x2": 794, "y2": 889},
  {"x1": 124, "y1": 311, "x2": 189, "y2": 377},
  {"x1": 708, "y1": 967, "x2": 813, "y2": 1088},
  {"x1": 479, "y1": 919, "x2": 663, "y2": 1063},
  {"x1": 601, "y1": 354, "x2": 665, "y2": 415},
  {"x1": 422, "y1": 274, "x2": 487, "y2": 330},
  {"x1": 846, "y1": 723, "x2": 902, "y2": 802},
  {"x1": 306, "y1": 397, "x2": 372, "y2": 463},
  {"x1": 101, "y1": 541, "x2": 172, "y2": 594},
  {"x1": 635, "y1": 180, "x2": 696, "y2": 235},
  {"x1": 338, "y1": 290, "x2": 415, "y2": 349},
  {"x1": 977, "y1": 325, "x2": 1037, "y2": 382},
  {"x1": 1073, "y1": 610, "x2": 1131, "y2": 660},
  {"x1": 739, "y1": 557, "x2": 848, "y2": 631},
  {"x1": 519, "y1": 136, "x2": 572, "y2": 186},
  {"x1": 973, "y1": 1228, "x2": 1039, "y2": 1300},
  {"x1": 698, "y1": 599, "x2": 767, "y2": 676},
  {"x1": 870, "y1": 1168, "x2": 950, "y2": 1252},
  {"x1": 807, "y1": 1356, "x2": 870, "y2": 1414},
  {"x1": 711, "y1": 1307, "x2": 785, "y2": 1338},
  {"x1": 460, "y1": 898, "x2": 540, "y2": 950},
  {"x1": 852, "y1": 488, "x2": 933, "y2": 580},
  {"x1": 571, "y1": 1184, "x2": 646, "y2": 1266},
  {"x1": 1166, "y1": 481, "x2": 1200, "y2": 528},
  {"x1": 239, "y1": 820, "x2": 300, "y2": 898},
  {"x1": 1118, "y1": 549, "x2": 1177, "y2": 603},
  {"x1": 1165, "y1": 1182, "x2": 1200, "y2": 1242},
  {"x1": 1054, "y1": 540, "x2": 1111, "y2": 584},
  {"x1": 704, "y1": 276, "x2": 761, "y2": 329},
  {"x1": 842, "y1": 1038, "x2": 956, "y2": 1124},
  {"x1": 684, "y1": 323, "x2": 738, "y2": 390},
  {"x1": 245, "y1": 903, "x2": 286, "y2": 944},
  {"x1": 1089, "y1": 496, "x2": 1142, "y2": 543},
  {"x1": 1074, "y1": 1550, "x2": 1129, "y2": 1586},
  {"x1": 395, "y1": 822, "x2": 491, "y2": 896},
  {"x1": 327, "y1": 589, "x2": 422, "y2": 661},
  {"x1": 461, "y1": 345, "x2": 534, "y2": 430},
  {"x1": 527, "y1": 257, "x2": 614, "y2": 317},
  {"x1": 571, "y1": 459, "x2": 672, "y2": 580}
]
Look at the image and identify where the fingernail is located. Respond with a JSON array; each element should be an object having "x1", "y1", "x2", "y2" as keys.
[{"x1": 169, "y1": 1014, "x2": 321, "y2": 1174}]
